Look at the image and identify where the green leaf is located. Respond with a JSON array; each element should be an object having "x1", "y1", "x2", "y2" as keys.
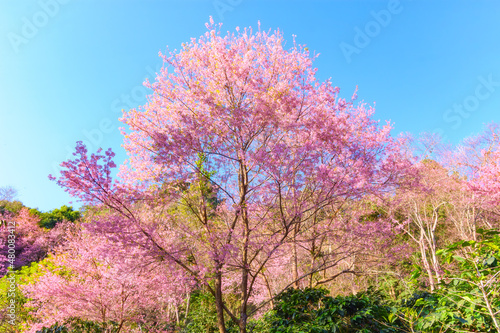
[
  {"x1": 484, "y1": 256, "x2": 497, "y2": 267},
  {"x1": 414, "y1": 298, "x2": 426, "y2": 307}
]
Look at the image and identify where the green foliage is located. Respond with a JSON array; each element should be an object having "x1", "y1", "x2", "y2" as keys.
[
  {"x1": 192, "y1": 152, "x2": 221, "y2": 214},
  {"x1": 246, "y1": 313, "x2": 274, "y2": 333},
  {"x1": 395, "y1": 288, "x2": 497, "y2": 332},
  {"x1": 29, "y1": 205, "x2": 80, "y2": 229},
  {"x1": 435, "y1": 228, "x2": 500, "y2": 332},
  {"x1": 0, "y1": 200, "x2": 24, "y2": 215},
  {"x1": 268, "y1": 287, "x2": 404, "y2": 333},
  {"x1": 358, "y1": 203, "x2": 388, "y2": 223},
  {"x1": 182, "y1": 290, "x2": 220, "y2": 333},
  {"x1": 182, "y1": 290, "x2": 238, "y2": 333},
  {"x1": 0, "y1": 259, "x2": 59, "y2": 333},
  {"x1": 392, "y1": 229, "x2": 500, "y2": 332},
  {"x1": 0, "y1": 276, "x2": 29, "y2": 333},
  {"x1": 396, "y1": 291, "x2": 447, "y2": 332},
  {"x1": 36, "y1": 319, "x2": 122, "y2": 333}
]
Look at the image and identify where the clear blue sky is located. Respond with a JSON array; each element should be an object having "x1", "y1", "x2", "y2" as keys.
[{"x1": 1, "y1": 0, "x2": 499, "y2": 212}]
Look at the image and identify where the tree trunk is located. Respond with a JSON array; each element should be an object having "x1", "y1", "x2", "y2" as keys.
[
  {"x1": 175, "y1": 304, "x2": 180, "y2": 326},
  {"x1": 238, "y1": 161, "x2": 250, "y2": 333},
  {"x1": 263, "y1": 273, "x2": 274, "y2": 309},
  {"x1": 419, "y1": 235, "x2": 435, "y2": 291},
  {"x1": 239, "y1": 314, "x2": 248, "y2": 333},
  {"x1": 239, "y1": 211, "x2": 249, "y2": 333},
  {"x1": 429, "y1": 238, "x2": 441, "y2": 284},
  {"x1": 214, "y1": 272, "x2": 227, "y2": 333},
  {"x1": 184, "y1": 292, "x2": 191, "y2": 324},
  {"x1": 293, "y1": 224, "x2": 299, "y2": 288}
]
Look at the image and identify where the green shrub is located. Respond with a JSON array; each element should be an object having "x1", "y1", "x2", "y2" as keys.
[{"x1": 268, "y1": 287, "x2": 404, "y2": 333}]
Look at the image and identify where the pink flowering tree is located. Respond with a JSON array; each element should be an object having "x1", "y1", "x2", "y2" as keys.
[
  {"x1": 464, "y1": 124, "x2": 500, "y2": 211},
  {"x1": 0, "y1": 208, "x2": 67, "y2": 276},
  {"x1": 391, "y1": 133, "x2": 472, "y2": 292},
  {"x1": 51, "y1": 20, "x2": 413, "y2": 333},
  {"x1": 388, "y1": 127, "x2": 500, "y2": 293},
  {"x1": 391, "y1": 159, "x2": 458, "y2": 291},
  {"x1": 23, "y1": 222, "x2": 192, "y2": 333},
  {"x1": 435, "y1": 124, "x2": 500, "y2": 234},
  {"x1": 252, "y1": 203, "x2": 408, "y2": 306}
]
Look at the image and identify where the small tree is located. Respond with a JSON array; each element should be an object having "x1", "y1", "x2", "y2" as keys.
[{"x1": 0, "y1": 186, "x2": 18, "y2": 201}]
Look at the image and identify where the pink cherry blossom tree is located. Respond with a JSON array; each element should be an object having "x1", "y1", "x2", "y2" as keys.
[
  {"x1": 391, "y1": 159, "x2": 455, "y2": 291},
  {"x1": 436, "y1": 124, "x2": 500, "y2": 235},
  {"x1": 463, "y1": 123, "x2": 500, "y2": 211},
  {"x1": 390, "y1": 127, "x2": 500, "y2": 292},
  {"x1": 0, "y1": 208, "x2": 66, "y2": 276},
  {"x1": 51, "y1": 19, "x2": 413, "y2": 333},
  {"x1": 23, "y1": 222, "x2": 192, "y2": 333}
]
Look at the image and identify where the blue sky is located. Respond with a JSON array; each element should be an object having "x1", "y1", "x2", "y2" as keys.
[{"x1": 1, "y1": 0, "x2": 499, "y2": 212}]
